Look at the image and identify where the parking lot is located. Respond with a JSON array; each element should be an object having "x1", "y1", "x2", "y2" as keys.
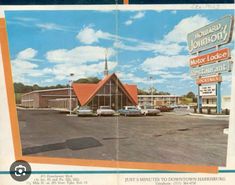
[{"x1": 17, "y1": 109, "x2": 228, "y2": 166}]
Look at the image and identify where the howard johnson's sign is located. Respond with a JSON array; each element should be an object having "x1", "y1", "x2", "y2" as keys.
[
  {"x1": 187, "y1": 16, "x2": 233, "y2": 54},
  {"x1": 187, "y1": 15, "x2": 234, "y2": 114},
  {"x1": 190, "y1": 60, "x2": 233, "y2": 77}
]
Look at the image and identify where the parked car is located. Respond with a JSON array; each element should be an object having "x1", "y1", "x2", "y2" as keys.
[
  {"x1": 169, "y1": 104, "x2": 178, "y2": 109},
  {"x1": 76, "y1": 106, "x2": 93, "y2": 116},
  {"x1": 118, "y1": 106, "x2": 142, "y2": 116},
  {"x1": 97, "y1": 106, "x2": 115, "y2": 116},
  {"x1": 158, "y1": 106, "x2": 174, "y2": 112},
  {"x1": 138, "y1": 105, "x2": 160, "y2": 116}
]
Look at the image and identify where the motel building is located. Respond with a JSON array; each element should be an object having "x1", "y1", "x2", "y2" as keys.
[
  {"x1": 138, "y1": 95, "x2": 181, "y2": 107},
  {"x1": 201, "y1": 96, "x2": 231, "y2": 111},
  {"x1": 21, "y1": 59, "x2": 138, "y2": 111}
]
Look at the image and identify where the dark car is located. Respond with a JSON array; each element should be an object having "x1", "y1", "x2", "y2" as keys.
[{"x1": 158, "y1": 106, "x2": 174, "y2": 112}]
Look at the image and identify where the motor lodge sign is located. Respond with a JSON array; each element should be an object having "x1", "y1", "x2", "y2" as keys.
[{"x1": 190, "y1": 48, "x2": 230, "y2": 67}]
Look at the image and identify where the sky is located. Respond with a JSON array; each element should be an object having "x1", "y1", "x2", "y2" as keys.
[{"x1": 5, "y1": 9, "x2": 234, "y2": 96}]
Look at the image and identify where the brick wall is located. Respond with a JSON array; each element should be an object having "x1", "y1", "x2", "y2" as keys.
[{"x1": 21, "y1": 88, "x2": 76, "y2": 108}]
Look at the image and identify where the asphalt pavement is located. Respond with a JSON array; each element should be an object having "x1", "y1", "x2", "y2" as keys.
[{"x1": 17, "y1": 109, "x2": 228, "y2": 166}]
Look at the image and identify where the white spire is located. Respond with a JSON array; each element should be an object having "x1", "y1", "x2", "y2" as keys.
[{"x1": 104, "y1": 48, "x2": 109, "y2": 77}]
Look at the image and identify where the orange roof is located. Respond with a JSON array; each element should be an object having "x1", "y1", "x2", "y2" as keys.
[
  {"x1": 72, "y1": 83, "x2": 97, "y2": 106},
  {"x1": 72, "y1": 73, "x2": 138, "y2": 106},
  {"x1": 124, "y1": 84, "x2": 138, "y2": 105}
]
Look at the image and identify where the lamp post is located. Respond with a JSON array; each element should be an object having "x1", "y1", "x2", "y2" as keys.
[
  {"x1": 69, "y1": 73, "x2": 74, "y2": 115},
  {"x1": 149, "y1": 76, "x2": 154, "y2": 106}
]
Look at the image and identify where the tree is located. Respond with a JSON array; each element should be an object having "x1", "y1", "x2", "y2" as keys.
[
  {"x1": 32, "y1": 84, "x2": 40, "y2": 91},
  {"x1": 148, "y1": 87, "x2": 158, "y2": 95},
  {"x1": 137, "y1": 88, "x2": 170, "y2": 95},
  {"x1": 184, "y1": 91, "x2": 197, "y2": 103},
  {"x1": 14, "y1": 77, "x2": 101, "y2": 94},
  {"x1": 186, "y1": 91, "x2": 196, "y2": 99},
  {"x1": 157, "y1": 91, "x2": 170, "y2": 95},
  {"x1": 87, "y1": 77, "x2": 100, "y2": 83},
  {"x1": 74, "y1": 77, "x2": 100, "y2": 84},
  {"x1": 138, "y1": 88, "x2": 149, "y2": 95},
  {"x1": 14, "y1": 83, "x2": 25, "y2": 93},
  {"x1": 74, "y1": 78, "x2": 89, "y2": 83}
]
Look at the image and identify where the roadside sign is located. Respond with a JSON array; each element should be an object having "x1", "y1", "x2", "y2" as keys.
[
  {"x1": 199, "y1": 85, "x2": 216, "y2": 96},
  {"x1": 187, "y1": 16, "x2": 234, "y2": 54},
  {"x1": 190, "y1": 48, "x2": 230, "y2": 67},
  {"x1": 196, "y1": 75, "x2": 222, "y2": 84},
  {"x1": 190, "y1": 60, "x2": 233, "y2": 77}
]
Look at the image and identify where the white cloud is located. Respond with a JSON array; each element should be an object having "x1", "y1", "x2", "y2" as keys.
[
  {"x1": 141, "y1": 55, "x2": 189, "y2": 75},
  {"x1": 17, "y1": 48, "x2": 38, "y2": 60},
  {"x1": 76, "y1": 26, "x2": 112, "y2": 44},
  {"x1": 76, "y1": 25, "x2": 185, "y2": 55},
  {"x1": 120, "y1": 15, "x2": 210, "y2": 55},
  {"x1": 46, "y1": 46, "x2": 115, "y2": 64},
  {"x1": 114, "y1": 40, "x2": 184, "y2": 55},
  {"x1": 124, "y1": 20, "x2": 133, "y2": 26},
  {"x1": 11, "y1": 48, "x2": 50, "y2": 84},
  {"x1": 12, "y1": 59, "x2": 38, "y2": 71},
  {"x1": 124, "y1": 12, "x2": 145, "y2": 26},
  {"x1": 131, "y1": 12, "x2": 145, "y2": 20},
  {"x1": 153, "y1": 42, "x2": 184, "y2": 55},
  {"x1": 45, "y1": 46, "x2": 117, "y2": 81},
  {"x1": 10, "y1": 16, "x2": 73, "y2": 32},
  {"x1": 76, "y1": 27, "x2": 99, "y2": 44},
  {"x1": 12, "y1": 46, "x2": 118, "y2": 84},
  {"x1": 76, "y1": 26, "x2": 140, "y2": 45},
  {"x1": 36, "y1": 23, "x2": 68, "y2": 31},
  {"x1": 14, "y1": 17, "x2": 39, "y2": 22},
  {"x1": 164, "y1": 15, "x2": 210, "y2": 43},
  {"x1": 180, "y1": 73, "x2": 193, "y2": 81},
  {"x1": 50, "y1": 61, "x2": 117, "y2": 81},
  {"x1": 116, "y1": 72, "x2": 165, "y2": 84}
]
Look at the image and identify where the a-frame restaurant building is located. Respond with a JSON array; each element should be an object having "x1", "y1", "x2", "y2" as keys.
[{"x1": 72, "y1": 73, "x2": 138, "y2": 111}]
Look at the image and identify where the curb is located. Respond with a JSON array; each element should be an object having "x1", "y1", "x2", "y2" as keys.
[
  {"x1": 189, "y1": 113, "x2": 229, "y2": 118},
  {"x1": 17, "y1": 107, "x2": 53, "y2": 111}
]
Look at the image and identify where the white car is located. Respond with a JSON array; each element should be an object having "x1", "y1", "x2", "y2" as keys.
[
  {"x1": 118, "y1": 106, "x2": 142, "y2": 116},
  {"x1": 96, "y1": 106, "x2": 115, "y2": 116},
  {"x1": 138, "y1": 105, "x2": 160, "y2": 116},
  {"x1": 77, "y1": 106, "x2": 93, "y2": 116}
]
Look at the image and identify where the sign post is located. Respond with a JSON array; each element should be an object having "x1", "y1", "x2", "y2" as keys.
[
  {"x1": 198, "y1": 84, "x2": 202, "y2": 113},
  {"x1": 188, "y1": 15, "x2": 234, "y2": 114},
  {"x1": 216, "y1": 81, "x2": 222, "y2": 113}
]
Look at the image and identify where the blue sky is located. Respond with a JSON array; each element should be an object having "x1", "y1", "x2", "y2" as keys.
[{"x1": 5, "y1": 9, "x2": 234, "y2": 96}]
